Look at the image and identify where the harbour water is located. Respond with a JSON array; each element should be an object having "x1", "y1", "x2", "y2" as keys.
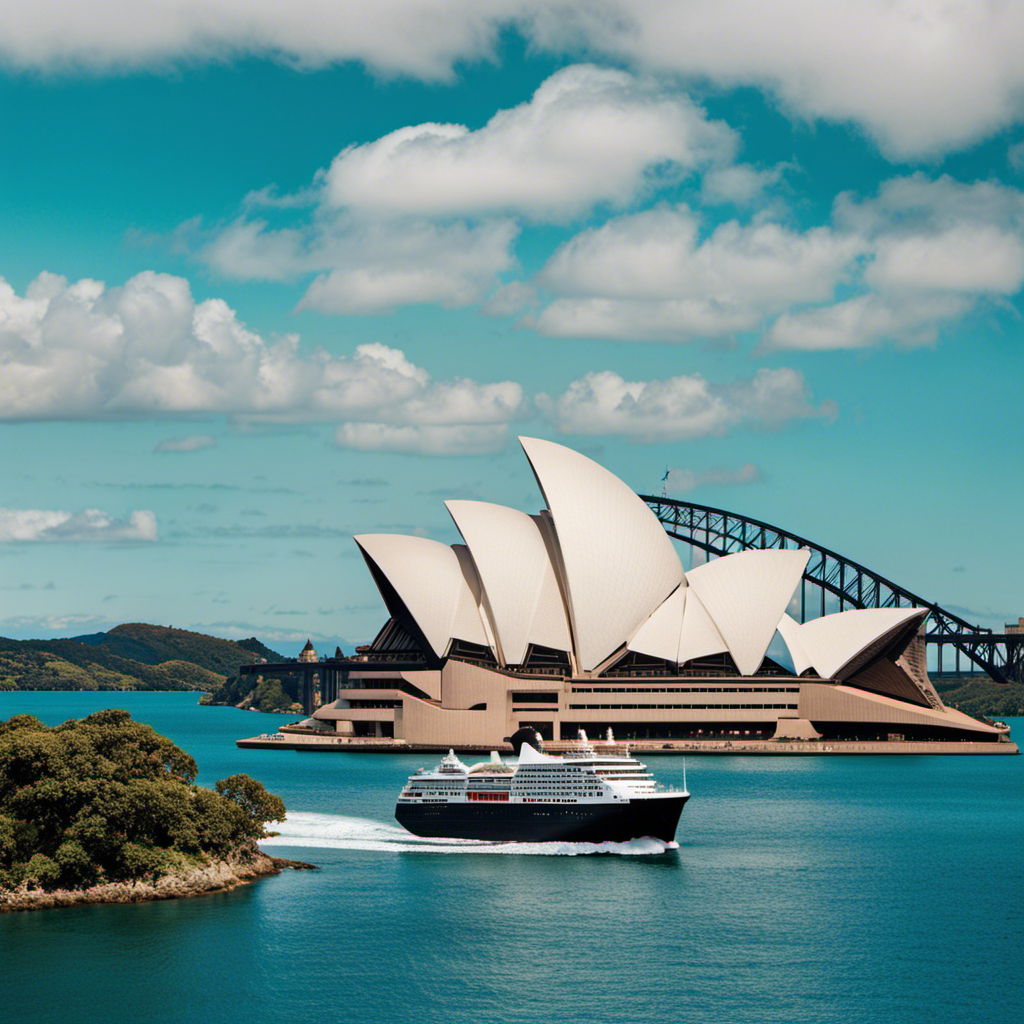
[{"x1": 1, "y1": 691, "x2": 1021, "y2": 1024}]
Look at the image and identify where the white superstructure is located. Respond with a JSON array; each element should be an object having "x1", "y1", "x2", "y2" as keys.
[{"x1": 397, "y1": 744, "x2": 671, "y2": 807}]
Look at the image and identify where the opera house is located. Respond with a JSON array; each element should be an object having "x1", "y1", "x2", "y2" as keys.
[{"x1": 313, "y1": 437, "x2": 1008, "y2": 747}]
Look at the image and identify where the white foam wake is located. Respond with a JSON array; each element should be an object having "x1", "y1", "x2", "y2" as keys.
[{"x1": 261, "y1": 811, "x2": 677, "y2": 857}]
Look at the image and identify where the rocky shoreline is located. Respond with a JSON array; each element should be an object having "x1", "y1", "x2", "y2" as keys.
[{"x1": 0, "y1": 841, "x2": 316, "y2": 915}]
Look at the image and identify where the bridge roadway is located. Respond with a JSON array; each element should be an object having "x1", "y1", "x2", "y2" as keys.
[{"x1": 640, "y1": 495, "x2": 1023, "y2": 685}]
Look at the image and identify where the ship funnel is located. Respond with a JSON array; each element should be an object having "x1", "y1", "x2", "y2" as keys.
[{"x1": 504, "y1": 726, "x2": 544, "y2": 755}]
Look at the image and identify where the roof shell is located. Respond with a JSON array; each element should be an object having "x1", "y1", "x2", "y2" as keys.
[
  {"x1": 445, "y1": 500, "x2": 572, "y2": 666},
  {"x1": 685, "y1": 548, "x2": 809, "y2": 675},
  {"x1": 628, "y1": 585, "x2": 732, "y2": 666},
  {"x1": 780, "y1": 606, "x2": 928, "y2": 680},
  {"x1": 677, "y1": 588, "x2": 731, "y2": 664},
  {"x1": 354, "y1": 534, "x2": 489, "y2": 659},
  {"x1": 628, "y1": 585, "x2": 687, "y2": 663},
  {"x1": 519, "y1": 436, "x2": 684, "y2": 671},
  {"x1": 776, "y1": 613, "x2": 813, "y2": 676}
]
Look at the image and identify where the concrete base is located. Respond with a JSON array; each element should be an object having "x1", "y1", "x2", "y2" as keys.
[
  {"x1": 237, "y1": 730, "x2": 1019, "y2": 756},
  {"x1": 771, "y1": 717, "x2": 823, "y2": 741}
]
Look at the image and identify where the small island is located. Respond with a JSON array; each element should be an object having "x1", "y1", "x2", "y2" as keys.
[{"x1": 0, "y1": 709, "x2": 313, "y2": 913}]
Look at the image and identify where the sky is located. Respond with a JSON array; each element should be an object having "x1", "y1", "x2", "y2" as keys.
[{"x1": 1, "y1": 1, "x2": 1022, "y2": 657}]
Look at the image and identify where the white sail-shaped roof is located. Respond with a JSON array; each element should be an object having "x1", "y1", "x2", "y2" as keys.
[
  {"x1": 685, "y1": 548, "x2": 810, "y2": 675},
  {"x1": 776, "y1": 613, "x2": 814, "y2": 676},
  {"x1": 628, "y1": 585, "x2": 736, "y2": 666},
  {"x1": 628, "y1": 585, "x2": 687, "y2": 663},
  {"x1": 677, "y1": 588, "x2": 730, "y2": 664},
  {"x1": 445, "y1": 500, "x2": 571, "y2": 666},
  {"x1": 782, "y1": 607, "x2": 928, "y2": 681},
  {"x1": 519, "y1": 436, "x2": 685, "y2": 672},
  {"x1": 354, "y1": 534, "x2": 489, "y2": 659}
]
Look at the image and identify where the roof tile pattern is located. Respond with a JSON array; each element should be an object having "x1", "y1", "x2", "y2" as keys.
[
  {"x1": 354, "y1": 534, "x2": 488, "y2": 659},
  {"x1": 445, "y1": 500, "x2": 572, "y2": 666},
  {"x1": 519, "y1": 436, "x2": 684, "y2": 671}
]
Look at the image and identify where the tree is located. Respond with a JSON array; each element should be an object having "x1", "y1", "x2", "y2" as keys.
[
  {"x1": 0, "y1": 711, "x2": 286, "y2": 893},
  {"x1": 214, "y1": 775, "x2": 286, "y2": 838}
]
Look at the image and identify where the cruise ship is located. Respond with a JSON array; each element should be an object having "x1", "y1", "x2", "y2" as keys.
[{"x1": 394, "y1": 732, "x2": 689, "y2": 843}]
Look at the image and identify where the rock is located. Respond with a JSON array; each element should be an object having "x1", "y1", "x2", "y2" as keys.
[{"x1": 0, "y1": 842, "x2": 317, "y2": 914}]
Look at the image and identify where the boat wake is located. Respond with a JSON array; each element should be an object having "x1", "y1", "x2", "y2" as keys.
[{"x1": 261, "y1": 811, "x2": 678, "y2": 857}]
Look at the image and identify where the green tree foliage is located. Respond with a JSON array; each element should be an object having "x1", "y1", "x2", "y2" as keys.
[
  {"x1": 203, "y1": 674, "x2": 300, "y2": 713},
  {"x1": 933, "y1": 677, "x2": 1024, "y2": 718},
  {"x1": 0, "y1": 711, "x2": 286, "y2": 893},
  {"x1": 215, "y1": 775, "x2": 286, "y2": 834}
]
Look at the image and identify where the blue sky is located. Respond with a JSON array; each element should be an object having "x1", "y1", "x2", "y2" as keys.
[{"x1": 1, "y1": 2, "x2": 1022, "y2": 655}]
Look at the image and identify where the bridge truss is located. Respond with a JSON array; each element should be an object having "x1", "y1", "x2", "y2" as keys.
[{"x1": 640, "y1": 496, "x2": 1022, "y2": 684}]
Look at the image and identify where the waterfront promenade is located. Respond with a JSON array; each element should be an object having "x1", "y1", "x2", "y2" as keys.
[{"x1": 237, "y1": 728, "x2": 1019, "y2": 756}]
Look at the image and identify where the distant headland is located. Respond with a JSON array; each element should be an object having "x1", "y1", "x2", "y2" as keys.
[{"x1": 0, "y1": 623, "x2": 302, "y2": 713}]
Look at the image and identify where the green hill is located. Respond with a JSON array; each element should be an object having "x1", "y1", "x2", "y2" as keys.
[
  {"x1": 933, "y1": 676, "x2": 1024, "y2": 719},
  {"x1": 70, "y1": 623, "x2": 282, "y2": 676},
  {"x1": 0, "y1": 625, "x2": 284, "y2": 696}
]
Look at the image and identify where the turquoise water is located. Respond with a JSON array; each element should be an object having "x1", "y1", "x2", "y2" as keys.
[{"x1": 1, "y1": 692, "x2": 1021, "y2": 1024}]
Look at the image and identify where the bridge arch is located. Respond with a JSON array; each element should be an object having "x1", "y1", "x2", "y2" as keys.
[{"x1": 640, "y1": 495, "x2": 1020, "y2": 684}]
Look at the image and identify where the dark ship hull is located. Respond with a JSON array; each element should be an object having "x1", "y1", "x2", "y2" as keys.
[{"x1": 395, "y1": 793, "x2": 688, "y2": 843}]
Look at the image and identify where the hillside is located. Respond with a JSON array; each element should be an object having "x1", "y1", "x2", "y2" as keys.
[
  {"x1": 0, "y1": 625, "x2": 284, "y2": 695},
  {"x1": 70, "y1": 623, "x2": 281, "y2": 677},
  {"x1": 933, "y1": 676, "x2": 1024, "y2": 719}
]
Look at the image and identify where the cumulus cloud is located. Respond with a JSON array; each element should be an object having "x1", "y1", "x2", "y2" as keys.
[
  {"x1": 700, "y1": 164, "x2": 792, "y2": 207},
  {"x1": 763, "y1": 174, "x2": 1024, "y2": 350},
  {"x1": 154, "y1": 434, "x2": 217, "y2": 452},
  {"x1": 335, "y1": 423, "x2": 510, "y2": 456},
  {"x1": 536, "y1": 206, "x2": 861, "y2": 341},
  {"x1": 322, "y1": 65, "x2": 734, "y2": 220},
  {"x1": 536, "y1": 368, "x2": 834, "y2": 441},
  {"x1": 204, "y1": 216, "x2": 519, "y2": 313},
  {"x1": 3, "y1": 3, "x2": 1024, "y2": 157},
  {"x1": 199, "y1": 65, "x2": 732, "y2": 313},
  {"x1": 535, "y1": 175, "x2": 1024, "y2": 349},
  {"x1": 665, "y1": 463, "x2": 763, "y2": 492},
  {"x1": 0, "y1": 509, "x2": 157, "y2": 543},
  {"x1": 0, "y1": 270, "x2": 525, "y2": 425}
]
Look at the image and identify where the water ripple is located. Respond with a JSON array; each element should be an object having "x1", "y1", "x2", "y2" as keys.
[{"x1": 261, "y1": 811, "x2": 678, "y2": 856}]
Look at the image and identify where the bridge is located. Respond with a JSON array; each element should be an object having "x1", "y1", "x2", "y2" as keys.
[{"x1": 641, "y1": 495, "x2": 1024, "y2": 685}]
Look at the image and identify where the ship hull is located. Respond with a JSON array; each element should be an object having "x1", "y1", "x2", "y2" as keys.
[{"x1": 395, "y1": 794, "x2": 688, "y2": 843}]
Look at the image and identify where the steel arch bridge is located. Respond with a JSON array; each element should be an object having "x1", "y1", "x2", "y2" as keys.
[{"x1": 640, "y1": 495, "x2": 1024, "y2": 685}]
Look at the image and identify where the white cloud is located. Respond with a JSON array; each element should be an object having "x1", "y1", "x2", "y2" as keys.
[
  {"x1": 154, "y1": 434, "x2": 217, "y2": 452},
  {"x1": 762, "y1": 174, "x2": 1024, "y2": 350},
  {"x1": 203, "y1": 215, "x2": 519, "y2": 313},
  {"x1": 536, "y1": 206, "x2": 860, "y2": 341},
  {"x1": 0, "y1": 270, "x2": 525, "y2": 426},
  {"x1": 323, "y1": 65, "x2": 734, "y2": 220},
  {"x1": 335, "y1": 423, "x2": 509, "y2": 456},
  {"x1": 0, "y1": 509, "x2": 157, "y2": 542},
  {"x1": 866, "y1": 226, "x2": 1024, "y2": 294},
  {"x1": 665, "y1": 463, "x2": 763, "y2": 492},
  {"x1": 480, "y1": 281, "x2": 538, "y2": 317},
  {"x1": 545, "y1": 0, "x2": 1024, "y2": 159},
  {"x1": 536, "y1": 175, "x2": 1024, "y2": 349},
  {"x1": 0, "y1": 0, "x2": 520, "y2": 78},
  {"x1": 199, "y1": 65, "x2": 733, "y2": 313},
  {"x1": 536, "y1": 367, "x2": 834, "y2": 441},
  {"x1": 765, "y1": 293, "x2": 972, "y2": 352},
  {"x1": 701, "y1": 164, "x2": 791, "y2": 206},
  {"x1": 4, "y1": 3, "x2": 1024, "y2": 157}
]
